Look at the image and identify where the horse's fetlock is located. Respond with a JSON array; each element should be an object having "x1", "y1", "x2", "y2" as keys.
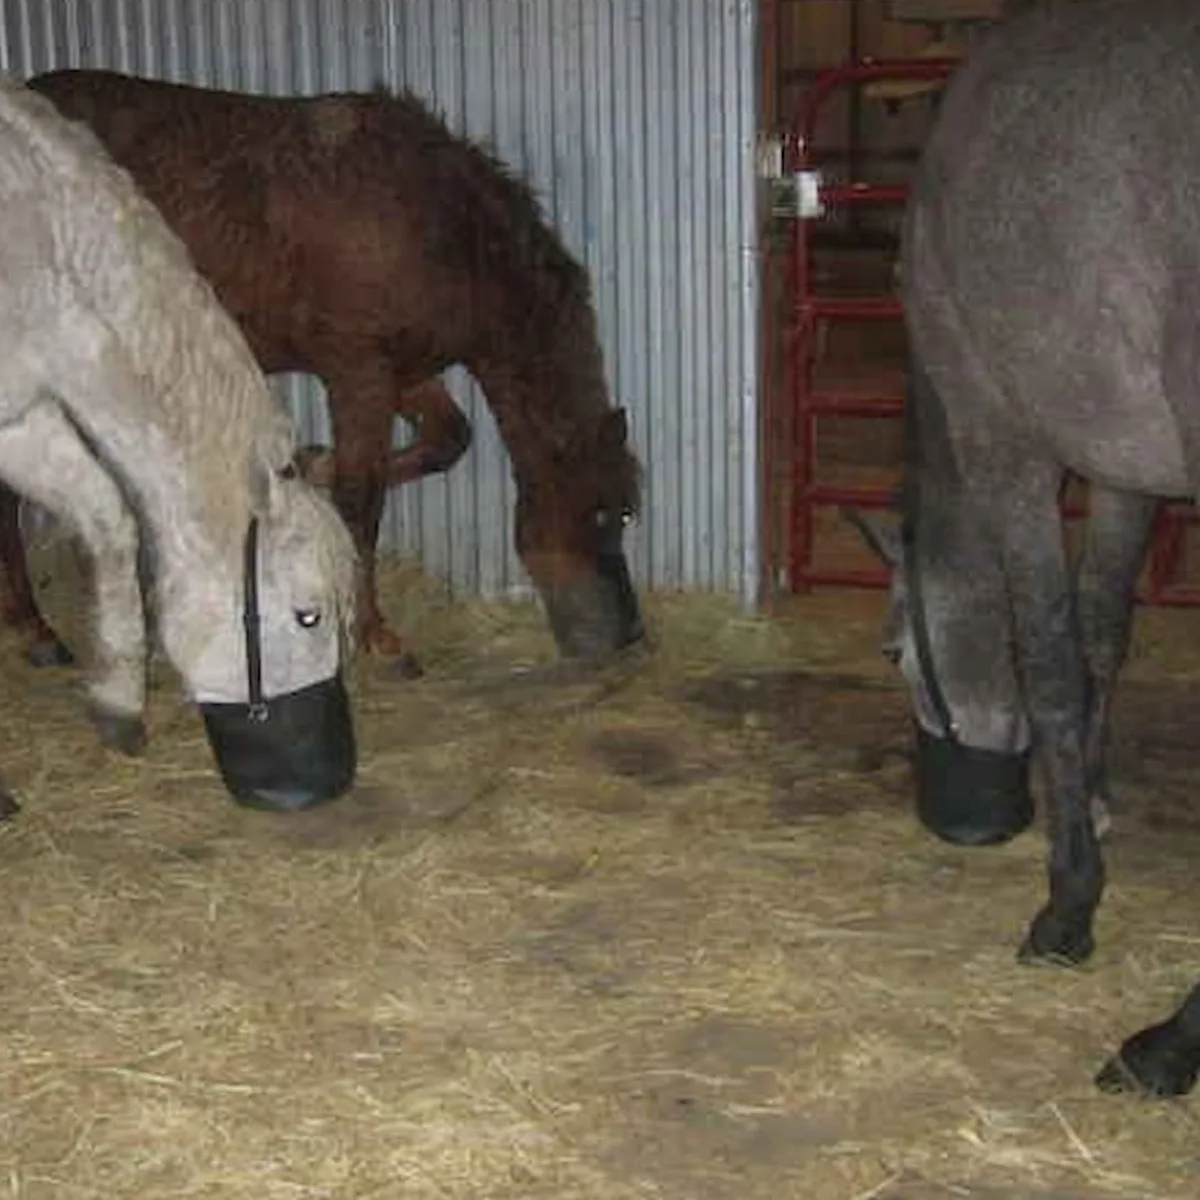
[
  {"x1": 87, "y1": 664, "x2": 145, "y2": 723},
  {"x1": 86, "y1": 697, "x2": 148, "y2": 757}
]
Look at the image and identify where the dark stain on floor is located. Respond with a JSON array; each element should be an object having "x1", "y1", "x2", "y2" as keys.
[
  {"x1": 680, "y1": 669, "x2": 1200, "y2": 841},
  {"x1": 584, "y1": 729, "x2": 692, "y2": 787}
]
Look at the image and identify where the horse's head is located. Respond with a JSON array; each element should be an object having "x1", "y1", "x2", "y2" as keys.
[
  {"x1": 515, "y1": 406, "x2": 645, "y2": 663},
  {"x1": 846, "y1": 505, "x2": 1034, "y2": 847},
  {"x1": 161, "y1": 464, "x2": 359, "y2": 811}
]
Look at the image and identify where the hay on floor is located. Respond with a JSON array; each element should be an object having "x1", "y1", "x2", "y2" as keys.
[{"x1": 1, "y1": 559, "x2": 1199, "y2": 1199}]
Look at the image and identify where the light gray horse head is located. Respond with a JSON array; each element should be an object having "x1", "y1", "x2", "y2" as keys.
[
  {"x1": 0, "y1": 78, "x2": 363, "y2": 814},
  {"x1": 164, "y1": 464, "x2": 357, "y2": 705},
  {"x1": 152, "y1": 459, "x2": 359, "y2": 811}
]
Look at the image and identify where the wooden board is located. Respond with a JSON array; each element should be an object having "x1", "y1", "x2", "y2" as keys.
[{"x1": 888, "y1": 0, "x2": 1003, "y2": 20}]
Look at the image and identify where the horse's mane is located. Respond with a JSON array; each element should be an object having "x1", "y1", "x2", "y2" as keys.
[
  {"x1": 354, "y1": 86, "x2": 641, "y2": 512},
  {"x1": 359, "y1": 84, "x2": 594, "y2": 325}
]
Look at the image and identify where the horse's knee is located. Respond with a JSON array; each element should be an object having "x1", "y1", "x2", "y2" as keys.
[
  {"x1": 80, "y1": 502, "x2": 145, "y2": 685},
  {"x1": 87, "y1": 504, "x2": 140, "y2": 583},
  {"x1": 386, "y1": 403, "x2": 472, "y2": 482}
]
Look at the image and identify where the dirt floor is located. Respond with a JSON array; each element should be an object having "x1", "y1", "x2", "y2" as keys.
[{"x1": 2, "y1": 562, "x2": 1200, "y2": 1198}]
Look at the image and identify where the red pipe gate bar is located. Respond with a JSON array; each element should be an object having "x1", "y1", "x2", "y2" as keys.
[{"x1": 785, "y1": 59, "x2": 1200, "y2": 606}]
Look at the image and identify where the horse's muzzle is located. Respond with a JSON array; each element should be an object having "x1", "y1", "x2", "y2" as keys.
[
  {"x1": 200, "y1": 674, "x2": 356, "y2": 811},
  {"x1": 598, "y1": 547, "x2": 645, "y2": 649},
  {"x1": 913, "y1": 722, "x2": 1033, "y2": 846},
  {"x1": 549, "y1": 548, "x2": 645, "y2": 662}
]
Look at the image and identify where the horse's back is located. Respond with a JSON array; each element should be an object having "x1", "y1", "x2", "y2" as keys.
[
  {"x1": 26, "y1": 68, "x2": 563, "y2": 374},
  {"x1": 0, "y1": 77, "x2": 154, "y2": 345},
  {"x1": 0, "y1": 74, "x2": 139, "y2": 208},
  {"x1": 904, "y1": 0, "x2": 1200, "y2": 494}
]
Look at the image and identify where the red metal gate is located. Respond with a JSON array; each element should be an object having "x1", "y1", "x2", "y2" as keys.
[{"x1": 784, "y1": 59, "x2": 1200, "y2": 606}]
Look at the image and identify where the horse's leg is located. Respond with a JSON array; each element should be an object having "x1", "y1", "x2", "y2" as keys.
[
  {"x1": 1096, "y1": 974, "x2": 1200, "y2": 1096},
  {"x1": 1002, "y1": 465, "x2": 1104, "y2": 965},
  {"x1": 1074, "y1": 487, "x2": 1158, "y2": 838},
  {"x1": 0, "y1": 481, "x2": 23, "y2": 623},
  {"x1": 0, "y1": 401, "x2": 146, "y2": 753},
  {"x1": 386, "y1": 377, "x2": 472, "y2": 485},
  {"x1": 0, "y1": 480, "x2": 73, "y2": 665},
  {"x1": 325, "y1": 365, "x2": 423, "y2": 676}
]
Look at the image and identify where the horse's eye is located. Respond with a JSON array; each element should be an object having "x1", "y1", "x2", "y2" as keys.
[
  {"x1": 295, "y1": 608, "x2": 322, "y2": 630},
  {"x1": 279, "y1": 462, "x2": 298, "y2": 480},
  {"x1": 596, "y1": 508, "x2": 635, "y2": 530}
]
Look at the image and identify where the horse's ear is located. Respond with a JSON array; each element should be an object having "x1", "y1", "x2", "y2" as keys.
[
  {"x1": 601, "y1": 407, "x2": 629, "y2": 448},
  {"x1": 841, "y1": 507, "x2": 903, "y2": 569}
]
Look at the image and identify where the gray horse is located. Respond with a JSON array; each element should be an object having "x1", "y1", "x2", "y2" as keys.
[
  {"x1": 0, "y1": 77, "x2": 358, "y2": 812},
  {"x1": 860, "y1": 0, "x2": 1200, "y2": 1096}
]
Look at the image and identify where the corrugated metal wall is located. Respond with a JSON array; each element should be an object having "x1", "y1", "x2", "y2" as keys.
[{"x1": 1, "y1": 0, "x2": 760, "y2": 604}]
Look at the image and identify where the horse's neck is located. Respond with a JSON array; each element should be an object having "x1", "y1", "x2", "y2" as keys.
[
  {"x1": 476, "y1": 333, "x2": 612, "y2": 479},
  {"x1": 21, "y1": 85, "x2": 272, "y2": 583},
  {"x1": 59, "y1": 326, "x2": 258, "y2": 585},
  {"x1": 98, "y1": 417, "x2": 248, "y2": 590}
]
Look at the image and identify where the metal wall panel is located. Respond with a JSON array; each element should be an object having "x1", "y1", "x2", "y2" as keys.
[{"x1": 0, "y1": 0, "x2": 760, "y2": 603}]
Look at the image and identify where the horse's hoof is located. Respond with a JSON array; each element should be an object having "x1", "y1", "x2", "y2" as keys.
[
  {"x1": 0, "y1": 788, "x2": 20, "y2": 820},
  {"x1": 362, "y1": 624, "x2": 424, "y2": 679},
  {"x1": 360, "y1": 619, "x2": 422, "y2": 672},
  {"x1": 1096, "y1": 1022, "x2": 1200, "y2": 1097},
  {"x1": 27, "y1": 637, "x2": 74, "y2": 668},
  {"x1": 389, "y1": 652, "x2": 425, "y2": 681},
  {"x1": 1017, "y1": 907, "x2": 1095, "y2": 967},
  {"x1": 89, "y1": 707, "x2": 148, "y2": 757}
]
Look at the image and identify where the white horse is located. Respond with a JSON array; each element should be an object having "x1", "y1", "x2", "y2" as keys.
[{"x1": 0, "y1": 77, "x2": 359, "y2": 812}]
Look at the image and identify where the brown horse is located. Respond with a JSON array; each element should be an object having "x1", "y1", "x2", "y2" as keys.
[{"x1": 6, "y1": 68, "x2": 645, "y2": 671}]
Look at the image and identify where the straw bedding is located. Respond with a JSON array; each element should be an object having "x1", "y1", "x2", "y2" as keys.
[{"x1": 1, "y1": 560, "x2": 1199, "y2": 1198}]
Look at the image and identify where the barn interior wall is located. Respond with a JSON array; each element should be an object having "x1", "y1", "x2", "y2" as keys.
[{"x1": 1, "y1": 0, "x2": 760, "y2": 605}]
